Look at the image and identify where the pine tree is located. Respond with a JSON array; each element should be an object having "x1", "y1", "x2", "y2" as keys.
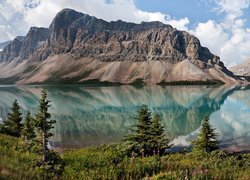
[
  {"x1": 35, "y1": 89, "x2": 56, "y2": 163},
  {"x1": 0, "y1": 100, "x2": 23, "y2": 137},
  {"x1": 150, "y1": 113, "x2": 169, "y2": 155},
  {"x1": 22, "y1": 111, "x2": 36, "y2": 149},
  {"x1": 192, "y1": 115, "x2": 218, "y2": 153},
  {"x1": 124, "y1": 105, "x2": 153, "y2": 156},
  {"x1": 34, "y1": 89, "x2": 64, "y2": 178}
]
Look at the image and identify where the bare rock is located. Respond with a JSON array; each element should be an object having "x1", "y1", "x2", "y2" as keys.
[{"x1": 0, "y1": 8, "x2": 237, "y2": 84}]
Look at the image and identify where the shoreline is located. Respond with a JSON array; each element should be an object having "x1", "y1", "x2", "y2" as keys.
[{"x1": 51, "y1": 142, "x2": 250, "y2": 155}]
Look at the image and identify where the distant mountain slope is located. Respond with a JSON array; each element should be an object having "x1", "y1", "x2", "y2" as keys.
[
  {"x1": 0, "y1": 40, "x2": 11, "y2": 51},
  {"x1": 230, "y1": 60, "x2": 250, "y2": 77},
  {"x1": 0, "y1": 9, "x2": 237, "y2": 85}
]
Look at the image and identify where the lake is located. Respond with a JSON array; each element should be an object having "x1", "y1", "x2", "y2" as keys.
[{"x1": 0, "y1": 85, "x2": 249, "y2": 152}]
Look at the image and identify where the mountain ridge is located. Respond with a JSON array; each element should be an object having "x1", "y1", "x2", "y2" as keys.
[
  {"x1": 0, "y1": 40, "x2": 11, "y2": 51},
  {"x1": 0, "y1": 8, "x2": 237, "y2": 85}
]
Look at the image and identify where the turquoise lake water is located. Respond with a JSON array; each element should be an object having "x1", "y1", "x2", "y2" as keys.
[{"x1": 0, "y1": 85, "x2": 249, "y2": 152}]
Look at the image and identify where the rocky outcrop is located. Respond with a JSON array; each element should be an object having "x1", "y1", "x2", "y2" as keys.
[
  {"x1": 0, "y1": 40, "x2": 11, "y2": 51},
  {"x1": 0, "y1": 27, "x2": 50, "y2": 62},
  {"x1": 0, "y1": 8, "x2": 237, "y2": 84},
  {"x1": 42, "y1": 9, "x2": 221, "y2": 64},
  {"x1": 0, "y1": 36, "x2": 24, "y2": 61},
  {"x1": 18, "y1": 27, "x2": 50, "y2": 60}
]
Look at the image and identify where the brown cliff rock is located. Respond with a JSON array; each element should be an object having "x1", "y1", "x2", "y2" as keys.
[{"x1": 0, "y1": 8, "x2": 237, "y2": 85}]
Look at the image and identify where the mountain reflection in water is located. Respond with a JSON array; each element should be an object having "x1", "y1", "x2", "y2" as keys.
[{"x1": 0, "y1": 85, "x2": 249, "y2": 152}]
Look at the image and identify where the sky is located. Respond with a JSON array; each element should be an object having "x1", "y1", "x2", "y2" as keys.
[{"x1": 0, "y1": 0, "x2": 250, "y2": 67}]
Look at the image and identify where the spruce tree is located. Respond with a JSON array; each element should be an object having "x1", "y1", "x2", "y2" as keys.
[
  {"x1": 22, "y1": 111, "x2": 36, "y2": 149},
  {"x1": 192, "y1": 115, "x2": 218, "y2": 153},
  {"x1": 150, "y1": 113, "x2": 169, "y2": 155},
  {"x1": 124, "y1": 105, "x2": 152, "y2": 156},
  {"x1": 34, "y1": 89, "x2": 64, "y2": 178},
  {"x1": 35, "y1": 89, "x2": 56, "y2": 163},
  {"x1": 0, "y1": 100, "x2": 23, "y2": 137}
]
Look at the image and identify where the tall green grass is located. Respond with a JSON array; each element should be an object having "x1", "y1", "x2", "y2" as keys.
[
  {"x1": 0, "y1": 134, "x2": 43, "y2": 179},
  {"x1": 1, "y1": 134, "x2": 250, "y2": 179},
  {"x1": 62, "y1": 144, "x2": 250, "y2": 179}
]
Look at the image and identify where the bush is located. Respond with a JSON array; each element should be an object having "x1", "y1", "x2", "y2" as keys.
[{"x1": 2, "y1": 134, "x2": 250, "y2": 179}]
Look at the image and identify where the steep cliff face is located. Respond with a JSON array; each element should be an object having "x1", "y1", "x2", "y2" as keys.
[
  {"x1": 18, "y1": 27, "x2": 50, "y2": 60},
  {"x1": 0, "y1": 27, "x2": 50, "y2": 62},
  {"x1": 0, "y1": 40, "x2": 11, "y2": 51},
  {"x1": 39, "y1": 9, "x2": 220, "y2": 64},
  {"x1": 0, "y1": 36, "x2": 24, "y2": 61},
  {"x1": 0, "y1": 8, "x2": 237, "y2": 84}
]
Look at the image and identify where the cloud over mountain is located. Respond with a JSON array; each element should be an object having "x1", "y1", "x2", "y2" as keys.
[{"x1": 193, "y1": 0, "x2": 250, "y2": 67}]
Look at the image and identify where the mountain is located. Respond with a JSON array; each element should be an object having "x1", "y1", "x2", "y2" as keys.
[
  {"x1": 230, "y1": 60, "x2": 250, "y2": 77},
  {"x1": 0, "y1": 8, "x2": 237, "y2": 85},
  {"x1": 0, "y1": 40, "x2": 11, "y2": 51}
]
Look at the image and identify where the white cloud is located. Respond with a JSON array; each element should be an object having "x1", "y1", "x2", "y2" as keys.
[
  {"x1": 191, "y1": 19, "x2": 250, "y2": 67},
  {"x1": 0, "y1": 14, "x2": 16, "y2": 41},
  {"x1": 0, "y1": 0, "x2": 189, "y2": 31},
  {"x1": 191, "y1": 20, "x2": 228, "y2": 56},
  {"x1": 166, "y1": 17, "x2": 190, "y2": 31},
  {"x1": 220, "y1": 27, "x2": 250, "y2": 66},
  {"x1": 215, "y1": 0, "x2": 250, "y2": 20},
  {"x1": 191, "y1": 0, "x2": 250, "y2": 67}
]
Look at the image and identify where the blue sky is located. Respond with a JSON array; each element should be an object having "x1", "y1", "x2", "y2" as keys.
[
  {"x1": 0, "y1": 0, "x2": 250, "y2": 66},
  {"x1": 135, "y1": 0, "x2": 219, "y2": 25},
  {"x1": 135, "y1": 0, "x2": 250, "y2": 29}
]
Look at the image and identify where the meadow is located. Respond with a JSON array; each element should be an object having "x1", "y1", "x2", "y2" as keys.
[{"x1": 1, "y1": 134, "x2": 250, "y2": 179}]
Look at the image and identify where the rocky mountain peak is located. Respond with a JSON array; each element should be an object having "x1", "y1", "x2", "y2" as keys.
[
  {"x1": 49, "y1": 8, "x2": 84, "y2": 32},
  {"x1": 0, "y1": 8, "x2": 237, "y2": 84},
  {"x1": 0, "y1": 8, "x2": 223, "y2": 66},
  {"x1": 0, "y1": 27, "x2": 50, "y2": 62},
  {"x1": 19, "y1": 27, "x2": 50, "y2": 60},
  {"x1": 0, "y1": 36, "x2": 24, "y2": 61},
  {"x1": 0, "y1": 40, "x2": 11, "y2": 51}
]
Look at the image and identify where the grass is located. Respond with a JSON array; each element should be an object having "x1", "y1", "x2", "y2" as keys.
[
  {"x1": 1, "y1": 134, "x2": 250, "y2": 179},
  {"x1": 63, "y1": 147, "x2": 250, "y2": 179},
  {"x1": 0, "y1": 134, "x2": 42, "y2": 179},
  {"x1": 62, "y1": 144, "x2": 162, "y2": 179}
]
